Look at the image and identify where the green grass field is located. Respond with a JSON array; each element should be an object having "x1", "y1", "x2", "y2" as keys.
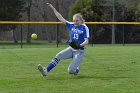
[{"x1": 0, "y1": 44, "x2": 140, "y2": 93}]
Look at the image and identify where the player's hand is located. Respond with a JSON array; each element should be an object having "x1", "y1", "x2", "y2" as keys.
[{"x1": 46, "y1": 3, "x2": 54, "y2": 9}]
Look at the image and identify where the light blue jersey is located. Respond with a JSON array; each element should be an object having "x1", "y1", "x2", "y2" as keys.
[{"x1": 65, "y1": 21, "x2": 89, "y2": 45}]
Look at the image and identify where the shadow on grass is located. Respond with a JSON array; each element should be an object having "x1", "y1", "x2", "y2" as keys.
[
  {"x1": 76, "y1": 75, "x2": 129, "y2": 80},
  {"x1": 45, "y1": 74, "x2": 130, "y2": 81}
]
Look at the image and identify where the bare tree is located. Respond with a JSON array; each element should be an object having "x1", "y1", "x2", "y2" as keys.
[
  {"x1": 26, "y1": 0, "x2": 33, "y2": 43},
  {"x1": 33, "y1": 0, "x2": 54, "y2": 43},
  {"x1": 21, "y1": 0, "x2": 75, "y2": 43}
]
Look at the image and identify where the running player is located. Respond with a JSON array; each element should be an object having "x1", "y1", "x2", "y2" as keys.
[{"x1": 38, "y1": 3, "x2": 89, "y2": 76}]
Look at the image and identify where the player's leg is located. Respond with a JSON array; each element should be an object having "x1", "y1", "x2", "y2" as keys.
[
  {"x1": 68, "y1": 50, "x2": 84, "y2": 75},
  {"x1": 38, "y1": 47, "x2": 73, "y2": 76},
  {"x1": 46, "y1": 47, "x2": 73, "y2": 72}
]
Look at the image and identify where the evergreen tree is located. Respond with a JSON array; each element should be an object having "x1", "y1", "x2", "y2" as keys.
[
  {"x1": 0, "y1": 0, "x2": 25, "y2": 31},
  {"x1": 0, "y1": 0, "x2": 25, "y2": 43},
  {"x1": 69, "y1": 0, "x2": 140, "y2": 44},
  {"x1": 69, "y1": 0, "x2": 103, "y2": 22},
  {"x1": 0, "y1": 0, "x2": 25, "y2": 21}
]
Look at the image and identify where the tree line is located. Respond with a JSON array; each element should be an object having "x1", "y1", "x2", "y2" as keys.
[{"x1": 0, "y1": 0, "x2": 140, "y2": 44}]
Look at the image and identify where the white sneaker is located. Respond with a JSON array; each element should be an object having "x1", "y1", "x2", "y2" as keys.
[{"x1": 38, "y1": 64, "x2": 48, "y2": 77}]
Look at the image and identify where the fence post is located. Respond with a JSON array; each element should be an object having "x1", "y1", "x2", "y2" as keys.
[
  {"x1": 56, "y1": 24, "x2": 59, "y2": 48},
  {"x1": 21, "y1": 24, "x2": 23, "y2": 48},
  {"x1": 122, "y1": 24, "x2": 125, "y2": 46},
  {"x1": 90, "y1": 24, "x2": 94, "y2": 47}
]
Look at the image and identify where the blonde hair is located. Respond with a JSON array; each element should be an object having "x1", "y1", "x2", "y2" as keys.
[{"x1": 73, "y1": 13, "x2": 85, "y2": 23}]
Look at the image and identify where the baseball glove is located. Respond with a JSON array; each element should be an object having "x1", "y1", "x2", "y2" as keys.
[{"x1": 69, "y1": 40, "x2": 81, "y2": 49}]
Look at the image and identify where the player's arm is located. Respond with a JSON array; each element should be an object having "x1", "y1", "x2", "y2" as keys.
[
  {"x1": 80, "y1": 25, "x2": 89, "y2": 47},
  {"x1": 80, "y1": 38, "x2": 89, "y2": 47},
  {"x1": 47, "y1": 3, "x2": 66, "y2": 23}
]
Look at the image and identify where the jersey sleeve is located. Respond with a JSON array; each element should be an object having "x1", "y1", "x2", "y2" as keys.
[
  {"x1": 65, "y1": 21, "x2": 73, "y2": 30},
  {"x1": 83, "y1": 24, "x2": 90, "y2": 38}
]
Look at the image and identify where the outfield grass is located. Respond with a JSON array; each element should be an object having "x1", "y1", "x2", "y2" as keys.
[{"x1": 0, "y1": 44, "x2": 140, "y2": 93}]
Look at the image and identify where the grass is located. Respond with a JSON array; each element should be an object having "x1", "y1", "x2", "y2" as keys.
[{"x1": 0, "y1": 44, "x2": 140, "y2": 93}]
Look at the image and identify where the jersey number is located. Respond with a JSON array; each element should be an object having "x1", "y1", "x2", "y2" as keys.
[{"x1": 74, "y1": 34, "x2": 79, "y2": 39}]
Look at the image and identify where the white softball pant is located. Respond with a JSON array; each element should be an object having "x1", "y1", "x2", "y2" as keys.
[{"x1": 55, "y1": 47, "x2": 84, "y2": 74}]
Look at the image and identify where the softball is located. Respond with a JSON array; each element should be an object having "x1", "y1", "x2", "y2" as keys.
[{"x1": 31, "y1": 33, "x2": 37, "y2": 39}]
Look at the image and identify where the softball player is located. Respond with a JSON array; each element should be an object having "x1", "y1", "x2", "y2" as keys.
[{"x1": 38, "y1": 3, "x2": 89, "y2": 76}]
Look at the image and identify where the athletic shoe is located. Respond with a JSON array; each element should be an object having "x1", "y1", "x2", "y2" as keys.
[
  {"x1": 74, "y1": 66, "x2": 79, "y2": 75},
  {"x1": 38, "y1": 64, "x2": 48, "y2": 77}
]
